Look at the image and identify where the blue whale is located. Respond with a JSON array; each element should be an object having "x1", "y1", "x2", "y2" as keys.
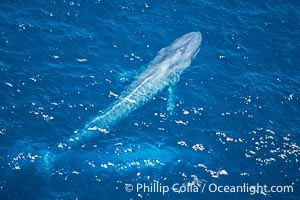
[{"x1": 65, "y1": 32, "x2": 202, "y2": 147}]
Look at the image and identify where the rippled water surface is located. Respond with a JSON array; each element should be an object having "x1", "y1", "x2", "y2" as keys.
[{"x1": 0, "y1": 0, "x2": 299, "y2": 199}]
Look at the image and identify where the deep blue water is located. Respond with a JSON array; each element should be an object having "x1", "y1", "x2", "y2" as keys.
[{"x1": 1, "y1": 0, "x2": 300, "y2": 199}]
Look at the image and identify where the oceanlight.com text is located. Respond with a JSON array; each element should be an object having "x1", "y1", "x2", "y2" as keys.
[{"x1": 208, "y1": 183, "x2": 294, "y2": 195}]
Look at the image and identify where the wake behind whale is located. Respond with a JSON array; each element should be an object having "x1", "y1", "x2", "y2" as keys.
[{"x1": 65, "y1": 32, "x2": 202, "y2": 147}]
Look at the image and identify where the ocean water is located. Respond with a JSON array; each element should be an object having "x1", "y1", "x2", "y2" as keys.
[{"x1": 0, "y1": 0, "x2": 299, "y2": 199}]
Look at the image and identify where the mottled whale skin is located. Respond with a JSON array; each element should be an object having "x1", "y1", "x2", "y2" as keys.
[{"x1": 66, "y1": 32, "x2": 202, "y2": 147}]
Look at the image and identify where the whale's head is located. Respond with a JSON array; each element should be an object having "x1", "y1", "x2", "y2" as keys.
[
  {"x1": 161, "y1": 32, "x2": 202, "y2": 72},
  {"x1": 171, "y1": 32, "x2": 202, "y2": 59}
]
